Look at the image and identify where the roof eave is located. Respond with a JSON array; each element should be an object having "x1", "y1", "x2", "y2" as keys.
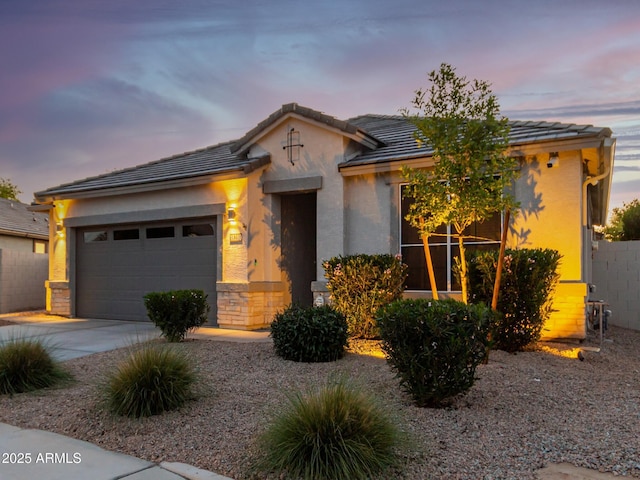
[
  {"x1": 0, "y1": 228, "x2": 48, "y2": 241},
  {"x1": 594, "y1": 137, "x2": 616, "y2": 226},
  {"x1": 231, "y1": 103, "x2": 384, "y2": 156},
  {"x1": 339, "y1": 154, "x2": 437, "y2": 177},
  {"x1": 35, "y1": 165, "x2": 264, "y2": 204}
]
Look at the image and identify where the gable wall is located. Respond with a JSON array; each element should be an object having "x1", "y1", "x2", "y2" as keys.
[{"x1": 251, "y1": 117, "x2": 349, "y2": 281}]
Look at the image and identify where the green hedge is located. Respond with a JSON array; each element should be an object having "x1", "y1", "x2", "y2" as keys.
[
  {"x1": 467, "y1": 248, "x2": 561, "y2": 352},
  {"x1": 270, "y1": 305, "x2": 348, "y2": 362},
  {"x1": 323, "y1": 254, "x2": 407, "y2": 339}
]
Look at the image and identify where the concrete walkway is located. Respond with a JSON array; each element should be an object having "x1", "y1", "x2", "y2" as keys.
[{"x1": 0, "y1": 312, "x2": 270, "y2": 480}]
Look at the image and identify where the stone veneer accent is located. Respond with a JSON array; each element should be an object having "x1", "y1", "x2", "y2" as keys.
[
  {"x1": 311, "y1": 280, "x2": 331, "y2": 306},
  {"x1": 216, "y1": 282, "x2": 284, "y2": 330},
  {"x1": 45, "y1": 281, "x2": 71, "y2": 316}
]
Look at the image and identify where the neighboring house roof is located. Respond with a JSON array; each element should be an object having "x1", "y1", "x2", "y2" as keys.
[
  {"x1": 0, "y1": 197, "x2": 49, "y2": 240},
  {"x1": 35, "y1": 103, "x2": 613, "y2": 201}
]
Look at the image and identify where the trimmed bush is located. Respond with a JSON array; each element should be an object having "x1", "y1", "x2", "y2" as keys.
[
  {"x1": 270, "y1": 305, "x2": 348, "y2": 363},
  {"x1": 0, "y1": 338, "x2": 71, "y2": 395},
  {"x1": 104, "y1": 343, "x2": 196, "y2": 418},
  {"x1": 257, "y1": 377, "x2": 403, "y2": 480},
  {"x1": 323, "y1": 254, "x2": 407, "y2": 339},
  {"x1": 467, "y1": 248, "x2": 561, "y2": 352},
  {"x1": 377, "y1": 298, "x2": 491, "y2": 407},
  {"x1": 144, "y1": 289, "x2": 210, "y2": 342}
]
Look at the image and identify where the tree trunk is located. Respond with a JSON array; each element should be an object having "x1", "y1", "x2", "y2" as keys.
[
  {"x1": 458, "y1": 235, "x2": 468, "y2": 304},
  {"x1": 421, "y1": 235, "x2": 439, "y2": 300},
  {"x1": 492, "y1": 209, "x2": 510, "y2": 311}
]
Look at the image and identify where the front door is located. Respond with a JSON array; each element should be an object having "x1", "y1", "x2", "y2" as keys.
[{"x1": 280, "y1": 192, "x2": 317, "y2": 306}]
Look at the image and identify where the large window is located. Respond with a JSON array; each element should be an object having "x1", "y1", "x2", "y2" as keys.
[{"x1": 400, "y1": 185, "x2": 502, "y2": 292}]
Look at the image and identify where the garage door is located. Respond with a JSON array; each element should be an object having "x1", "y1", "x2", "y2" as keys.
[{"x1": 76, "y1": 219, "x2": 217, "y2": 323}]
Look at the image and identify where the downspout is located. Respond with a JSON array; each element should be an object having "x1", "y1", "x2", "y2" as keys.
[{"x1": 582, "y1": 138, "x2": 614, "y2": 227}]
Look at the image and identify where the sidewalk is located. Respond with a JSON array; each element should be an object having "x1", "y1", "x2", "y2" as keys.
[
  {"x1": 0, "y1": 312, "x2": 270, "y2": 480},
  {"x1": 0, "y1": 422, "x2": 230, "y2": 480}
]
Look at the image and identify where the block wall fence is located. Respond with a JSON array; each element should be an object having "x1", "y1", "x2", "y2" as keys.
[
  {"x1": 592, "y1": 240, "x2": 640, "y2": 331},
  {"x1": 0, "y1": 249, "x2": 48, "y2": 314}
]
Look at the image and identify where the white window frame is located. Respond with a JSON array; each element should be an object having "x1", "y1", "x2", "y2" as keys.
[{"x1": 399, "y1": 183, "x2": 503, "y2": 292}]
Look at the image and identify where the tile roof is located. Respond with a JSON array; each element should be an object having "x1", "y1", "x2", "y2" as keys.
[
  {"x1": 35, "y1": 104, "x2": 612, "y2": 200},
  {"x1": 341, "y1": 115, "x2": 612, "y2": 168},
  {"x1": 231, "y1": 102, "x2": 383, "y2": 154},
  {"x1": 0, "y1": 198, "x2": 49, "y2": 239},
  {"x1": 36, "y1": 141, "x2": 269, "y2": 199}
]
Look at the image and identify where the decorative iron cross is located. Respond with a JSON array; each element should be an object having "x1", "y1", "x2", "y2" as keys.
[{"x1": 283, "y1": 128, "x2": 304, "y2": 165}]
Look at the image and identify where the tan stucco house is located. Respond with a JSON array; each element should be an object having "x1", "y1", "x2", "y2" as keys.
[{"x1": 34, "y1": 103, "x2": 615, "y2": 339}]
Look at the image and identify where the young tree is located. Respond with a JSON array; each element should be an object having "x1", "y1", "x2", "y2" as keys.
[
  {"x1": 603, "y1": 199, "x2": 640, "y2": 241},
  {"x1": 0, "y1": 178, "x2": 21, "y2": 201},
  {"x1": 402, "y1": 63, "x2": 519, "y2": 304}
]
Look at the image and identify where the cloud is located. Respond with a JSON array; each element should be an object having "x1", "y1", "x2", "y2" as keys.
[
  {"x1": 613, "y1": 165, "x2": 640, "y2": 172},
  {"x1": 504, "y1": 100, "x2": 640, "y2": 122}
]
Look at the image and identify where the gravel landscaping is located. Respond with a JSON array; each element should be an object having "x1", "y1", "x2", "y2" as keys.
[{"x1": 0, "y1": 325, "x2": 639, "y2": 479}]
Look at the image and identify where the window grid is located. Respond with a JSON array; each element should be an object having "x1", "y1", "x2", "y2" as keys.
[{"x1": 399, "y1": 184, "x2": 503, "y2": 292}]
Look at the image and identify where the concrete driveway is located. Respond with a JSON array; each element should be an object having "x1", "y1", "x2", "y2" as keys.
[{"x1": 0, "y1": 312, "x2": 270, "y2": 361}]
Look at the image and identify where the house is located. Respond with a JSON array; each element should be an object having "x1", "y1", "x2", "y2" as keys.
[
  {"x1": 0, "y1": 197, "x2": 49, "y2": 313},
  {"x1": 33, "y1": 103, "x2": 615, "y2": 339}
]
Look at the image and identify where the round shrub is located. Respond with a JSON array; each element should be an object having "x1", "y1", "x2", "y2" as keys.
[
  {"x1": 144, "y1": 289, "x2": 210, "y2": 342},
  {"x1": 377, "y1": 298, "x2": 491, "y2": 408},
  {"x1": 257, "y1": 377, "x2": 403, "y2": 480},
  {"x1": 323, "y1": 254, "x2": 407, "y2": 339},
  {"x1": 270, "y1": 305, "x2": 348, "y2": 362},
  {"x1": 0, "y1": 338, "x2": 71, "y2": 395},
  {"x1": 105, "y1": 343, "x2": 196, "y2": 417},
  {"x1": 467, "y1": 248, "x2": 561, "y2": 352}
]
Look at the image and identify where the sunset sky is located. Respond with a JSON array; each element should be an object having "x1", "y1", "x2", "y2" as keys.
[{"x1": 1, "y1": 0, "x2": 639, "y2": 218}]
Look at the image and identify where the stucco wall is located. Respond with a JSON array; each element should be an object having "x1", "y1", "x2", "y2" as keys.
[
  {"x1": 0, "y1": 235, "x2": 36, "y2": 252},
  {"x1": 509, "y1": 152, "x2": 588, "y2": 340},
  {"x1": 0, "y1": 249, "x2": 48, "y2": 313},
  {"x1": 510, "y1": 152, "x2": 583, "y2": 280},
  {"x1": 592, "y1": 240, "x2": 640, "y2": 331},
  {"x1": 344, "y1": 173, "x2": 394, "y2": 254},
  {"x1": 50, "y1": 181, "x2": 243, "y2": 287},
  {"x1": 254, "y1": 117, "x2": 348, "y2": 281}
]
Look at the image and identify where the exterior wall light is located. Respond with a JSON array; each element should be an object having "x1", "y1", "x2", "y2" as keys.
[
  {"x1": 227, "y1": 206, "x2": 236, "y2": 224},
  {"x1": 547, "y1": 152, "x2": 559, "y2": 168}
]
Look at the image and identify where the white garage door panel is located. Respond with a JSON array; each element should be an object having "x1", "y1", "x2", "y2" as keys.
[{"x1": 76, "y1": 219, "x2": 216, "y2": 323}]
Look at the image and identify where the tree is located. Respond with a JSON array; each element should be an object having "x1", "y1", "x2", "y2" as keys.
[
  {"x1": 603, "y1": 199, "x2": 640, "y2": 241},
  {"x1": 402, "y1": 63, "x2": 519, "y2": 304},
  {"x1": 0, "y1": 178, "x2": 21, "y2": 201}
]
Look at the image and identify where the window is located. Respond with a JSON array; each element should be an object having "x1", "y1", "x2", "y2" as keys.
[
  {"x1": 84, "y1": 231, "x2": 108, "y2": 242},
  {"x1": 114, "y1": 229, "x2": 139, "y2": 241},
  {"x1": 146, "y1": 226, "x2": 175, "y2": 239},
  {"x1": 33, "y1": 239, "x2": 48, "y2": 254},
  {"x1": 182, "y1": 224, "x2": 214, "y2": 237},
  {"x1": 400, "y1": 185, "x2": 502, "y2": 292}
]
